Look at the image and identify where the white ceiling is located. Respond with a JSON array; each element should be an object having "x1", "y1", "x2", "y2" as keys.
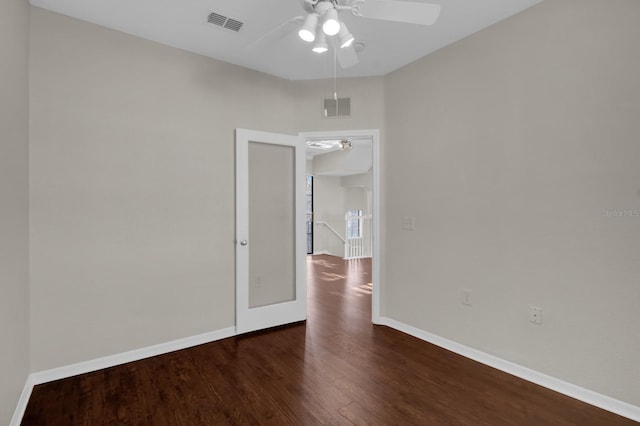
[{"x1": 29, "y1": 0, "x2": 542, "y2": 81}]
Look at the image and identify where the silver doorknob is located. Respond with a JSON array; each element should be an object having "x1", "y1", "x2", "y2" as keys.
[{"x1": 240, "y1": 240, "x2": 248, "y2": 246}]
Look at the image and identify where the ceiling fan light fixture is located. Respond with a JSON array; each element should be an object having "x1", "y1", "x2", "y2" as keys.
[
  {"x1": 312, "y1": 32, "x2": 328, "y2": 53},
  {"x1": 298, "y1": 13, "x2": 318, "y2": 42},
  {"x1": 312, "y1": 45, "x2": 328, "y2": 53},
  {"x1": 337, "y1": 24, "x2": 354, "y2": 48},
  {"x1": 322, "y1": 8, "x2": 341, "y2": 36},
  {"x1": 339, "y1": 139, "x2": 353, "y2": 150}
]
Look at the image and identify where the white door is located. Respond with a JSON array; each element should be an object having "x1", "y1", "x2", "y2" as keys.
[{"x1": 235, "y1": 128, "x2": 307, "y2": 334}]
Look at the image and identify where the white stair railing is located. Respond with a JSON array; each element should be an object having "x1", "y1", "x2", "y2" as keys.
[
  {"x1": 344, "y1": 212, "x2": 372, "y2": 259},
  {"x1": 315, "y1": 221, "x2": 345, "y2": 244}
]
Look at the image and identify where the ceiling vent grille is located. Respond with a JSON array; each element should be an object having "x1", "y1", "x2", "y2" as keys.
[
  {"x1": 224, "y1": 18, "x2": 244, "y2": 32},
  {"x1": 207, "y1": 12, "x2": 226, "y2": 26},
  {"x1": 207, "y1": 12, "x2": 244, "y2": 32}
]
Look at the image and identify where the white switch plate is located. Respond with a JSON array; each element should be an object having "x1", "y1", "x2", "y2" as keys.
[{"x1": 402, "y1": 216, "x2": 416, "y2": 231}]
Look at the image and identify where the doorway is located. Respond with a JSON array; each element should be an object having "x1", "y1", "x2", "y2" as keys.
[{"x1": 301, "y1": 129, "x2": 381, "y2": 323}]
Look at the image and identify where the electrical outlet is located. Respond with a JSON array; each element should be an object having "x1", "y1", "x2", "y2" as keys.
[
  {"x1": 529, "y1": 306, "x2": 542, "y2": 325},
  {"x1": 462, "y1": 290, "x2": 472, "y2": 306}
]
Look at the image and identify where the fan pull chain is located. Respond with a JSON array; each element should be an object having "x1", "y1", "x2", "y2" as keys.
[{"x1": 333, "y1": 45, "x2": 338, "y2": 101}]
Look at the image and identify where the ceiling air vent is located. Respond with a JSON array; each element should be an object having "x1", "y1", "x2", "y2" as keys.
[
  {"x1": 224, "y1": 18, "x2": 244, "y2": 32},
  {"x1": 207, "y1": 12, "x2": 244, "y2": 32}
]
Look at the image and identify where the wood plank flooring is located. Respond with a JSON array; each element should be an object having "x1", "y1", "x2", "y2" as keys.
[{"x1": 22, "y1": 255, "x2": 637, "y2": 425}]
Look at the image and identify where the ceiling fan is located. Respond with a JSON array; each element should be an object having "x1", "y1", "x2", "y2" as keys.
[{"x1": 247, "y1": 0, "x2": 441, "y2": 69}]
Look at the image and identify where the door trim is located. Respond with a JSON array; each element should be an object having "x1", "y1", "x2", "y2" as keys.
[{"x1": 299, "y1": 129, "x2": 381, "y2": 324}]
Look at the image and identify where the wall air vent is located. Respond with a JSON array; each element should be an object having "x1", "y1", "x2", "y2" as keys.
[
  {"x1": 207, "y1": 12, "x2": 244, "y2": 32},
  {"x1": 323, "y1": 97, "x2": 351, "y2": 119}
]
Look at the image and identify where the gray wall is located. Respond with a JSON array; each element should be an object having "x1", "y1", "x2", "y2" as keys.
[
  {"x1": 292, "y1": 77, "x2": 385, "y2": 133},
  {"x1": 384, "y1": 0, "x2": 640, "y2": 406},
  {"x1": 0, "y1": 0, "x2": 30, "y2": 423},
  {"x1": 29, "y1": 8, "x2": 295, "y2": 371},
  {"x1": 312, "y1": 176, "x2": 346, "y2": 257}
]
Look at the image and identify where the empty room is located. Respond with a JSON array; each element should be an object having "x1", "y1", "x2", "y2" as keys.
[{"x1": 1, "y1": 0, "x2": 639, "y2": 424}]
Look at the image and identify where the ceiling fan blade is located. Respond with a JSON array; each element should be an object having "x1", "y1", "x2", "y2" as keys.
[
  {"x1": 337, "y1": 45, "x2": 359, "y2": 69},
  {"x1": 244, "y1": 16, "x2": 304, "y2": 51},
  {"x1": 354, "y1": 0, "x2": 441, "y2": 26}
]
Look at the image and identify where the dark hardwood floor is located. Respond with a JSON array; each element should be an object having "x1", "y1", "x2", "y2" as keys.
[{"x1": 22, "y1": 255, "x2": 637, "y2": 425}]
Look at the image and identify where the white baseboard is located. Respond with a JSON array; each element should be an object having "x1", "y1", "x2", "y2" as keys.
[
  {"x1": 10, "y1": 326, "x2": 236, "y2": 426},
  {"x1": 10, "y1": 375, "x2": 36, "y2": 426},
  {"x1": 377, "y1": 317, "x2": 640, "y2": 423}
]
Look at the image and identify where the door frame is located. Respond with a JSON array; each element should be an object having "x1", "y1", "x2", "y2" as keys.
[
  {"x1": 299, "y1": 129, "x2": 381, "y2": 324},
  {"x1": 306, "y1": 176, "x2": 314, "y2": 255}
]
